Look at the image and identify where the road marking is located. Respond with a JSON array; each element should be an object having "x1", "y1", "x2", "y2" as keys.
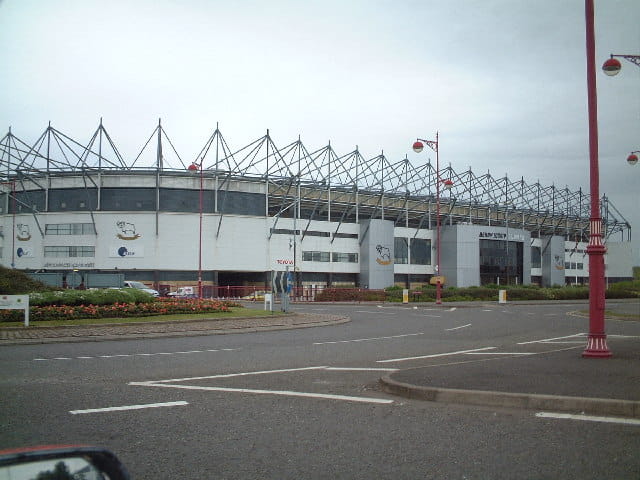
[
  {"x1": 132, "y1": 383, "x2": 393, "y2": 405},
  {"x1": 34, "y1": 348, "x2": 237, "y2": 362},
  {"x1": 129, "y1": 366, "x2": 395, "y2": 405},
  {"x1": 70, "y1": 401, "x2": 188, "y2": 415},
  {"x1": 517, "y1": 334, "x2": 586, "y2": 345},
  {"x1": 355, "y1": 310, "x2": 392, "y2": 314},
  {"x1": 536, "y1": 412, "x2": 640, "y2": 426},
  {"x1": 540, "y1": 341, "x2": 585, "y2": 344},
  {"x1": 446, "y1": 324, "x2": 471, "y2": 331},
  {"x1": 313, "y1": 333, "x2": 424, "y2": 345},
  {"x1": 422, "y1": 314, "x2": 442, "y2": 318},
  {"x1": 465, "y1": 352, "x2": 534, "y2": 355},
  {"x1": 448, "y1": 307, "x2": 457, "y2": 311},
  {"x1": 482, "y1": 309, "x2": 493, "y2": 312},
  {"x1": 325, "y1": 367, "x2": 398, "y2": 372},
  {"x1": 130, "y1": 366, "x2": 329, "y2": 385},
  {"x1": 377, "y1": 347, "x2": 496, "y2": 363}
]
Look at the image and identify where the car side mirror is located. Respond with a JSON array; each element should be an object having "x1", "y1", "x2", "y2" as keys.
[{"x1": 0, "y1": 445, "x2": 130, "y2": 480}]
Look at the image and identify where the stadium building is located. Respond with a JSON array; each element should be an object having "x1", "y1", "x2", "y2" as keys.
[{"x1": 0, "y1": 120, "x2": 634, "y2": 295}]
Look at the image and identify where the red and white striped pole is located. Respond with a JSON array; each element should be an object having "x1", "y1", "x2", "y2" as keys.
[{"x1": 582, "y1": 0, "x2": 611, "y2": 357}]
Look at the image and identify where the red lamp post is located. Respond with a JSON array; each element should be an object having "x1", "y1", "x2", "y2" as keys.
[
  {"x1": 627, "y1": 152, "x2": 639, "y2": 166},
  {"x1": 413, "y1": 133, "x2": 452, "y2": 305},
  {"x1": 582, "y1": 0, "x2": 611, "y2": 357},
  {"x1": 189, "y1": 162, "x2": 204, "y2": 299}
]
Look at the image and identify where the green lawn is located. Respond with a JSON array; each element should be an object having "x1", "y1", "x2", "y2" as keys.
[
  {"x1": 578, "y1": 309, "x2": 640, "y2": 321},
  {"x1": 0, "y1": 307, "x2": 285, "y2": 328}
]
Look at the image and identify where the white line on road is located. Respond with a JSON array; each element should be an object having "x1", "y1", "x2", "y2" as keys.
[
  {"x1": 313, "y1": 333, "x2": 424, "y2": 345},
  {"x1": 133, "y1": 382, "x2": 393, "y2": 405},
  {"x1": 34, "y1": 348, "x2": 237, "y2": 362},
  {"x1": 448, "y1": 307, "x2": 457, "y2": 311},
  {"x1": 355, "y1": 310, "x2": 393, "y2": 314},
  {"x1": 536, "y1": 412, "x2": 640, "y2": 426},
  {"x1": 324, "y1": 367, "x2": 398, "y2": 372},
  {"x1": 130, "y1": 366, "x2": 329, "y2": 385},
  {"x1": 465, "y1": 352, "x2": 535, "y2": 355},
  {"x1": 482, "y1": 309, "x2": 493, "y2": 312},
  {"x1": 445, "y1": 324, "x2": 471, "y2": 331},
  {"x1": 70, "y1": 401, "x2": 188, "y2": 415},
  {"x1": 377, "y1": 347, "x2": 496, "y2": 363},
  {"x1": 422, "y1": 314, "x2": 442, "y2": 318},
  {"x1": 517, "y1": 334, "x2": 585, "y2": 345},
  {"x1": 539, "y1": 341, "x2": 586, "y2": 344}
]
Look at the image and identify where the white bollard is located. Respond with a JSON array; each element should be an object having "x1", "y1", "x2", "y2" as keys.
[
  {"x1": 498, "y1": 290, "x2": 507, "y2": 304},
  {"x1": 264, "y1": 293, "x2": 273, "y2": 311}
]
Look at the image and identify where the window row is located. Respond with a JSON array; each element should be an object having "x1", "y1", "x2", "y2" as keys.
[
  {"x1": 302, "y1": 251, "x2": 358, "y2": 263},
  {"x1": 45, "y1": 223, "x2": 95, "y2": 235},
  {"x1": 270, "y1": 228, "x2": 358, "y2": 239},
  {"x1": 44, "y1": 246, "x2": 95, "y2": 257},
  {"x1": 565, "y1": 262, "x2": 584, "y2": 270},
  {"x1": 1, "y1": 189, "x2": 266, "y2": 216}
]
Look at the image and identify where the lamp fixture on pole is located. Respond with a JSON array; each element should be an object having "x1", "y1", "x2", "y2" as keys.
[{"x1": 601, "y1": 54, "x2": 640, "y2": 76}]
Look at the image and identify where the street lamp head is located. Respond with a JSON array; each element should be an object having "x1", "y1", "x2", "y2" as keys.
[
  {"x1": 187, "y1": 163, "x2": 199, "y2": 172},
  {"x1": 412, "y1": 141, "x2": 424, "y2": 153},
  {"x1": 443, "y1": 179, "x2": 454, "y2": 189},
  {"x1": 627, "y1": 153, "x2": 638, "y2": 166},
  {"x1": 602, "y1": 57, "x2": 622, "y2": 76}
]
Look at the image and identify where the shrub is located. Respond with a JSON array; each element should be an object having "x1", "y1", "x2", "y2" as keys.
[
  {"x1": 607, "y1": 280, "x2": 640, "y2": 299},
  {"x1": 0, "y1": 298, "x2": 239, "y2": 323},
  {"x1": 0, "y1": 266, "x2": 52, "y2": 294}
]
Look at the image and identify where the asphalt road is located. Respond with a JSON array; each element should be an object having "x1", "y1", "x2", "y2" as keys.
[{"x1": 1, "y1": 302, "x2": 639, "y2": 479}]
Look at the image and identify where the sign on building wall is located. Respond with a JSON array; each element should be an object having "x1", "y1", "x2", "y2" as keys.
[
  {"x1": 360, "y1": 219, "x2": 394, "y2": 289},
  {"x1": 109, "y1": 246, "x2": 145, "y2": 258}
]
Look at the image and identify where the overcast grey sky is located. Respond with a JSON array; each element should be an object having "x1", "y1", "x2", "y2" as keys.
[{"x1": 1, "y1": 0, "x2": 638, "y2": 261}]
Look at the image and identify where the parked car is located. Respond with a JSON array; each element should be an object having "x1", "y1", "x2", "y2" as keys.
[
  {"x1": 123, "y1": 280, "x2": 160, "y2": 297},
  {"x1": 167, "y1": 286, "x2": 196, "y2": 298}
]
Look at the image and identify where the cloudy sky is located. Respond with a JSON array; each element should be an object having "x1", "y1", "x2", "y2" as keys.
[{"x1": 1, "y1": 0, "x2": 638, "y2": 261}]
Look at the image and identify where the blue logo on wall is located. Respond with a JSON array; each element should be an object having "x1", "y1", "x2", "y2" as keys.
[
  {"x1": 17, "y1": 248, "x2": 24, "y2": 257},
  {"x1": 118, "y1": 247, "x2": 129, "y2": 257}
]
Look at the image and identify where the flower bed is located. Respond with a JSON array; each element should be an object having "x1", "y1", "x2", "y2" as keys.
[{"x1": 0, "y1": 298, "x2": 240, "y2": 323}]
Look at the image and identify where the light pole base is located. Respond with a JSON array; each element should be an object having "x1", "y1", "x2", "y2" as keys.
[{"x1": 582, "y1": 334, "x2": 612, "y2": 358}]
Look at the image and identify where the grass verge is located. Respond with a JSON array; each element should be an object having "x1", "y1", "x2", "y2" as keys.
[
  {"x1": 0, "y1": 307, "x2": 285, "y2": 328},
  {"x1": 577, "y1": 310, "x2": 640, "y2": 321}
]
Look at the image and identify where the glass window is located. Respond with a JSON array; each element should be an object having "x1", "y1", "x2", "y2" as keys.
[
  {"x1": 332, "y1": 252, "x2": 358, "y2": 263},
  {"x1": 480, "y1": 239, "x2": 523, "y2": 285},
  {"x1": 410, "y1": 238, "x2": 431, "y2": 265},
  {"x1": 44, "y1": 246, "x2": 95, "y2": 257},
  {"x1": 531, "y1": 246, "x2": 541, "y2": 268},
  {"x1": 45, "y1": 223, "x2": 95, "y2": 235},
  {"x1": 333, "y1": 232, "x2": 358, "y2": 239},
  {"x1": 394, "y1": 238, "x2": 408, "y2": 264},
  {"x1": 302, "y1": 251, "x2": 330, "y2": 262},
  {"x1": 101, "y1": 188, "x2": 156, "y2": 211}
]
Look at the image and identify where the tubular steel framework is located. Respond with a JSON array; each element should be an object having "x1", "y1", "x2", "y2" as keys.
[{"x1": 0, "y1": 120, "x2": 632, "y2": 244}]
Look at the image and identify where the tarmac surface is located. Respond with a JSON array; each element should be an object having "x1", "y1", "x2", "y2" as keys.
[
  {"x1": 1, "y1": 299, "x2": 639, "y2": 418},
  {"x1": 380, "y1": 299, "x2": 640, "y2": 419}
]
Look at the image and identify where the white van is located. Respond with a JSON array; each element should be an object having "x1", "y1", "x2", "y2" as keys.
[{"x1": 123, "y1": 280, "x2": 160, "y2": 297}]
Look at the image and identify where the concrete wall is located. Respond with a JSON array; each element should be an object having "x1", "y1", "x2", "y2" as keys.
[
  {"x1": 541, "y1": 235, "x2": 565, "y2": 286},
  {"x1": 359, "y1": 219, "x2": 394, "y2": 289}
]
